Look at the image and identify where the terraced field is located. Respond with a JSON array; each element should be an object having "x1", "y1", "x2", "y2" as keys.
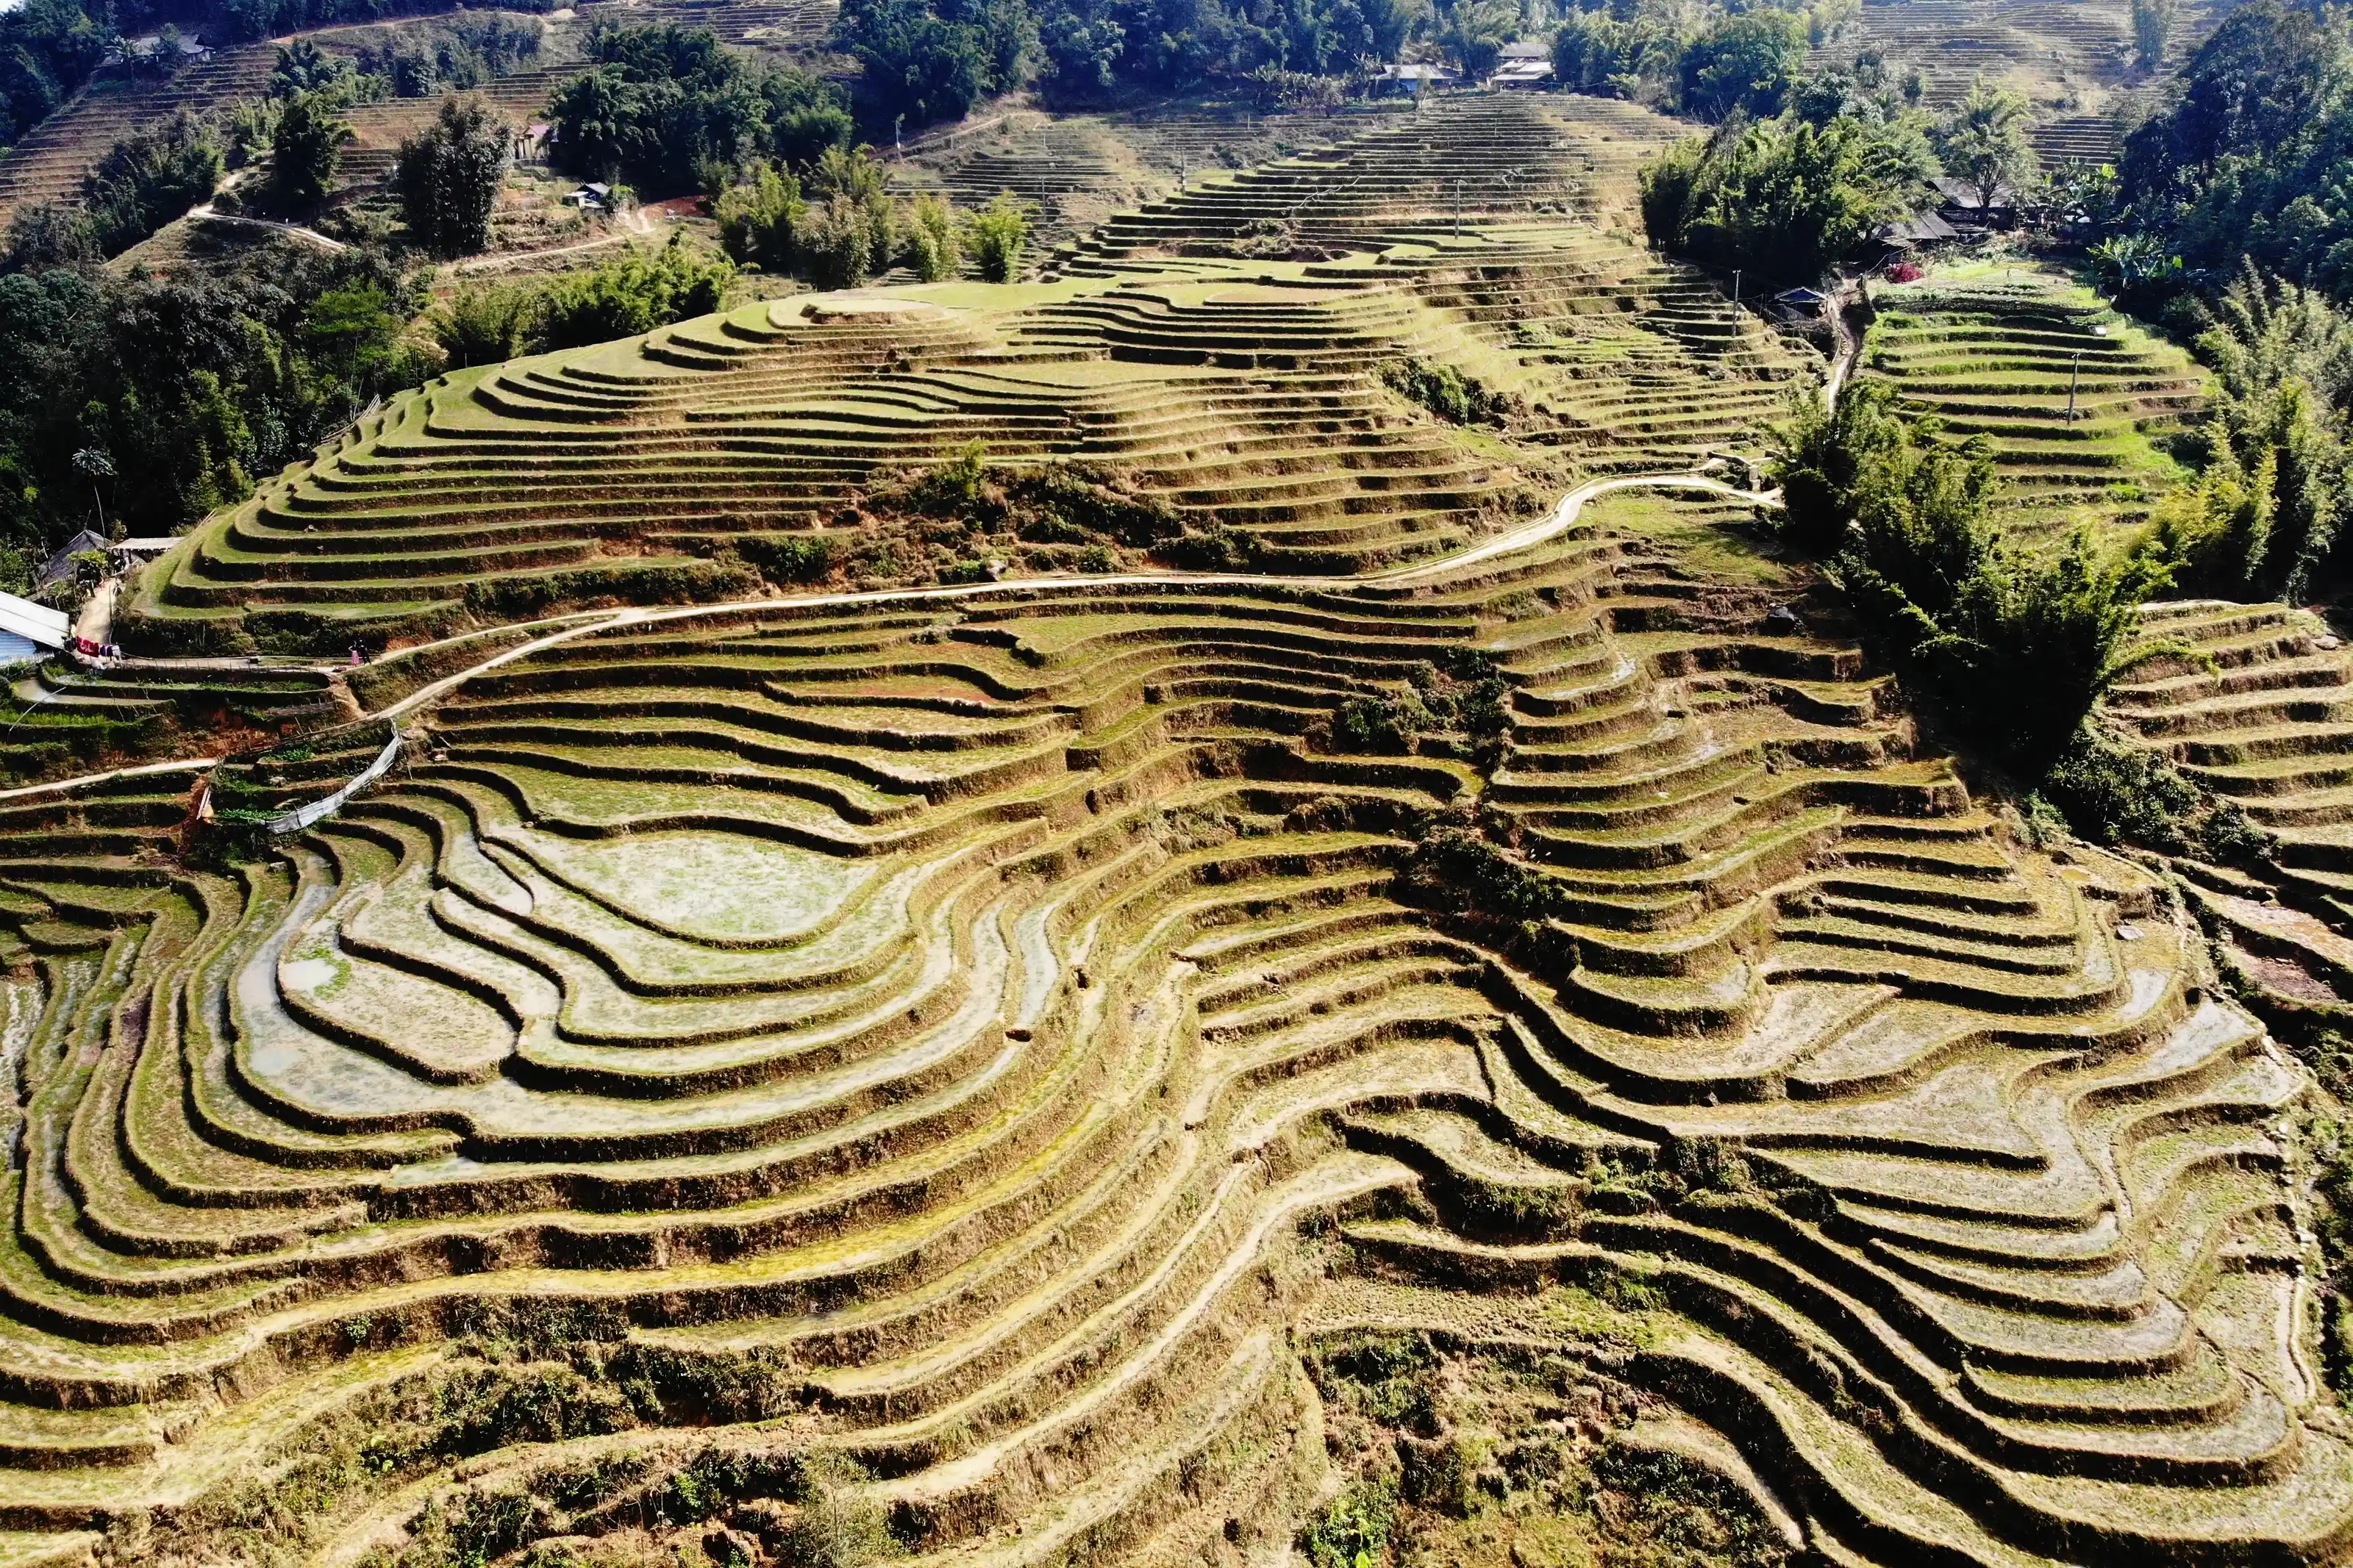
[
  {"x1": 9, "y1": 75, "x2": 2352, "y2": 1568},
  {"x1": 1, "y1": 449, "x2": 2346, "y2": 1567},
  {"x1": 121, "y1": 96, "x2": 1812, "y2": 654},
  {"x1": 2091, "y1": 599, "x2": 2353, "y2": 1028},
  {"x1": 1829, "y1": 0, "x2": 2247, "y2": 104},
  {"x1": 1863, "y1": 265, "x2": 2206, "y2": 540}
]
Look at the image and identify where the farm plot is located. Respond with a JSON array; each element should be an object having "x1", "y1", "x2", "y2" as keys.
[
  {"x1": 1862, "y1": 263, "x2": 2207, "y2": 542},
  {"x1": 0, "y1": 493, "x2": 2343, "y2": 1568}
]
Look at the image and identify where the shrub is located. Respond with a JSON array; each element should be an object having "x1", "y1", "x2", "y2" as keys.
[
  {"x1": 1404, "y1": 823, "x2": 1560, "y2": 926},
  {"x1": 772, "y1": 1455, "x2": 898, "y2": 1567},
  {"x1": 1326, "y1": 692, "x2": 1431, "y2": 754},
  {"x1": 2034, "y1": 726, "x2": 2271, "y2": 860},
  {"x1": 736, "y1": 533, "x2": 837, "y2": 584},
  {"x1": 1780, "y1": 384, "x2": 2175, "y2": 773},
  {"x1": 538, "y1": 233, "x2": 734, "y2": 349},
  {"x1": 966, "y1": 193, "x2": 1030, "y2": 283},
  {"x1": 1159, "y1": 526, "x2": 1262, "y2": 570},
  {"x1": 716, "y1": 164, "x2": 808, "y2": 271},
  {"x1": 1382, "y1": 356, "x2": 1518, "y2": 426},
  {"x1": 906, "y1": 192, "x2": 962, "y2": 281},
  {"x1": 429, "y1": 284, "x2": 542, "y2": 368},
  {"x1": 1298, "y1": 1475, "x2": 1399, "y2": 1568}
]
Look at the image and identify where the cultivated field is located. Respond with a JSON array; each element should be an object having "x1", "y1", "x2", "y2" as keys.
[
  {"x1": 1863, "y1": 264, "x2": 2206, "y2": 540},
  {"x1": 0, "y1": 74, "x2": 2344, "y2": 1568},
  {"x1": 121, "y1": 97, "x2": 1812, "y2": 654}
]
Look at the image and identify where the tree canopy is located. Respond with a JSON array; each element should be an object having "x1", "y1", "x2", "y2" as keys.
[
  {"x1": 392, "y1": 98, "x2": 513, "y2": 258},
  {"x1": 1640, "y1": 109, "x2": 1937, "y2": 280},
  {"x1": 547, "y1": 22, "x2": 851, "y2": 190}
]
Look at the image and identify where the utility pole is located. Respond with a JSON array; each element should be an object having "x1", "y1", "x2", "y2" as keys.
[
  {"x1": 1731, "y1": 268, "x2": 1742, "y2": 308},
  {"x1": 2068, "y1": 326, "x2": 2107, "y2": 423}
]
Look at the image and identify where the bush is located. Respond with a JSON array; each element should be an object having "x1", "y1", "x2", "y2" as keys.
[
  {"x1": 907, "y1": 191, "x2": 961, "y2": 281},
  {"x1": 429, "y1": 283, "x2": 542, "y2": 368},
  {"x1": 1382, "y1": 357, "x2": 1518, "y2": 426},
  {"x1": 772, "y1": 1454, "x2": 897, "y2": 1567},
  {"x1": 2034, "y1": 726, "x2": 2270, "y2": 860},
  {"x1": 1298, "y1": 1475, "x2": 1399, "y2": 1568},
  {"x1": 538, "y1": 233, "x2": 734, "y2": 349},
  {"x1": 736, "y1": 533, "x2": 836, "y2": 584},
  {"x1": 1778, "y1": 383, "x2": 2175, "y2": 773},
  {"x1": 1404, "y1": 823, "x2": 1560, "y2": 926},
  {"x1": 966, "y1": 193, "x2": 1030, "y2": 283},
  {"x1": 1327, "y1": 692, "x2": 1431, "y2": 754}
]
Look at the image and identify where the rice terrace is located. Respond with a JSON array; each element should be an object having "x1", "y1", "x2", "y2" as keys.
[{"x1": 10, "y1": 0, "x2": 2353, "y2": 1564}]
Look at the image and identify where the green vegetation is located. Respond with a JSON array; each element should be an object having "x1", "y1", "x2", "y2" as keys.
[
  {"x1": 354, "y1": 12, "x2": 543, "y2": 98},
  {"x1": 1382, "y1": 355, "x2": 1519, "y2": 426},
  {"x1": 1929, "y1": 77, "x2": 2036, "y2": 208},
  {"x1": 1640, "y1": 110, "x2": 1934, "y2": 279},
  {"x1": 1775, "y1": 381, "x2": 2171, "y2": 772},
  {"x1": 715, "y1": 146, "x2": 926, "y2": 289},
  {"x1": 1299, "y1": 1475, "x2": 1401, "y2": 1568},
  {"x1": 82, "y1": 109, "x2": 222, "y2": 256},
  {"x1": 1551, "y1": 1, "x2": 1849, "y2": 116},
  {"x1": 391, "y1": 99, "x2": 512, "y2": 259},
  {"x1": 0, "y1": 240, "x2": 424, "y2": 552},
  {"x1": 2121, "y1": 1, "x2": 2353, "y2": 296},
  {"x1": 547, "y1": 22, "x2": 851, "y2": 191},
  {"x1": 2149, "y1": 263, "x2": 2351, "y2": 600},
  {"x1": 424, "y1": 232, "x2": 735, "y2": 362},
  {"x1": 965, "y1": 191, "x2": 1029, "y2": 282},
  {"x1": 833, "y1": 0, "x2": 1417, "y2": 130},
  {"x1": 268, "y1": 87, "x2": 351, "y2": 212}
]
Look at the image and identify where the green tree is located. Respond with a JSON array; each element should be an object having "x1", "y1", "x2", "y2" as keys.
[
  {"x1": 715, "y1": 163, "x2": 808, "y2": 270},
  {"x1": 392, "y1": 98, "x2": 512, "y2": 257},
  {"x1": 538, "y1": 232, "x2": 734, "y2": 349},
  {"x1": 546, "y1": 24, "x2": 850, "y2": 190},
  {"x1": 1, "y1": 202, "x2": 97, "y2": 272},
  {"x1": 965, "y1": 192, "x2": 1029, "y2": 282},
  {"x1": 270, "y1": 37, "x2": 349, "y2": 96},
  {"x1": 1438, "y1": 0, "x2": 1515, "y2": 79},
  {"x1": 1038, "y1": 4, "x2": 1122, "y2": 102},
  {"x1": 907, "y1": 191, "x2": 961, "y2": 280},
  {"x1": 2132, "y1": 0, "x2": 2179, "y2": 72},
  {"x1": 268, "y1": 89, "x2": 351, "y2": 211},
  {"x1": 1680, "y1": 10, "x2": 1806, "y2": 121},
  {"x1": 81, "y1": 111, "x2": 223, "y2": 255},
  {"x1": 1934, "y1": 77, "x2": 2038, "y2": 208},
  {"x1": 833, "y1": 0, "x2": 996, "y2": 126},
  {"x1": 2149, "y1": 262, "x2": 2351, "y2": 598},
  {"x1": 428, "y1": 282, "x2": 541, "y2": 368},
  {"x1": 1641, "y1": 110, "x2": 1938, "y2": 279}
]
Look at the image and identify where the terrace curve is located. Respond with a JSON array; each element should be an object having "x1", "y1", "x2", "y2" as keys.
[{"x1": 0, "y1": 487, "x2": 2342, "y2": 1567}]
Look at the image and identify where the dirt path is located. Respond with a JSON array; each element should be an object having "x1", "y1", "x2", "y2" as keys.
[
  {"x1": 451, "y1": 207, "x2": 660, "y2": 274},
  {"x1": 7, "y1": 468, "x2": 1780, "y2": 806},
  {"x1": 185, "y1": 206, "x2": 349, "y2": 251}
]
